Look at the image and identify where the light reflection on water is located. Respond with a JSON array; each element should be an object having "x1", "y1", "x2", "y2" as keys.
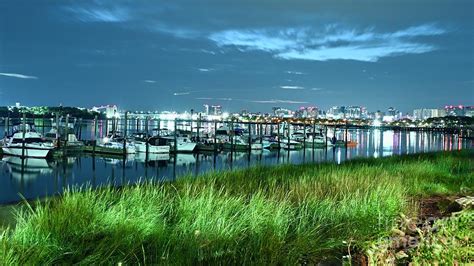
[{"x1": 0, "y1": 127, "x2": 471, "y2": 205}]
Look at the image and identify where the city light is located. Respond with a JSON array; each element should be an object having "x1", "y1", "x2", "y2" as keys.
[{"x1": 372, "y1": 120, "x2": 382, "y2": 127}]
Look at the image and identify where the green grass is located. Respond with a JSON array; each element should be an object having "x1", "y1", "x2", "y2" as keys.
[{"x1": 0, "y1": 150, "x2": 472, "y2": 264}]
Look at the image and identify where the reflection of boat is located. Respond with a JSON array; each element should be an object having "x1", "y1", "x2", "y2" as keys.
[
  {"x1": 2, "y1": 156, "x2": 54, "y2": 181},
  {"x1": 2, "y1": 156, "x2": 52, "y2": 168},
  {"x1": 135, "y1": 152, "x2": 170, "y2": 162},
  {"x1": 334, "y1": 140, "x2": 358, "y2": 147},
  {"x1": 174, "y1": 154, "x2": 196, "y2": 165}
]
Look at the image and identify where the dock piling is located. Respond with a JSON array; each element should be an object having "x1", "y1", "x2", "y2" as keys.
[
  {"x1": 123, "y1": 112, "x2": 128, "y2": 156},
  {"x1": 21, "y1": 113, "x2": 26, "y2": 158}
]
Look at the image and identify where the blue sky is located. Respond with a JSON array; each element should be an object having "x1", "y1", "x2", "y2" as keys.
[{"x1": 0, "y1": 0, "x2": 473, "y2": 113}]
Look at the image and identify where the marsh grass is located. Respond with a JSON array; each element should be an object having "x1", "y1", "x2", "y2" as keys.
[{"x1": 0, "y1": 150, "x2": 472, "y2": 264}]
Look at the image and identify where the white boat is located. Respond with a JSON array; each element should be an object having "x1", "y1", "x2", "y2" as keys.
[
  {"x1": 44, "y1": 127, "x2": 83, "y2": 148},
  {"x1": 223, "y1": 136, "x2": 263, "y2": 151},
  {"x1": 133, "y1": 134, "x2": 170, "y2": 154},
  {"x1": 292, "y1": 131, "x2": 333, "y2": 147},
  {"x1": 1, "y1": 124, "x2": 54, "y2": 158},
  {"x1": 97, "y1": 135, "x2": 136, "y2": 154},
  {"x1": 163, "y1": 136, "x2": 196, "y2": 152},
  {"x1": 280, "y1": 139, "x2": 303, "y2": 150}
]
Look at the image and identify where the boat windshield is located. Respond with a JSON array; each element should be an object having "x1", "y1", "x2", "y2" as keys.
[{"x1": 12, "y1": 138, "x2": 45, "y2": 144}]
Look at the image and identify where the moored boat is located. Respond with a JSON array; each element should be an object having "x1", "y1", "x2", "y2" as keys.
[
  {"x1": 133, "y1": 133, "x2": 170, "y2": 154},
  {"x1": 1, "y1": 124, "x2": 54, "y2": 158}
]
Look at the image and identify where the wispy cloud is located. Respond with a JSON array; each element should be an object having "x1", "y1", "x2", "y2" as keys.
[
  {"x1": 311, "y1": 87, "x2": 324, "y2": 91},
  {"x1": 286, "y1": 71, "x2": 305, "y2": 75},
  {"x1": 196, "y1": 97, "x2": 233, "y2": 101},
  {"x1": 198, "y1": 68, "x2": 214, "y2": 72},
  {"x1": 209, "y1": 23, "x2": 446, "y2": 62},
  {"x1": 280, "y1": 85, "x2": 305, "y2": 90},
  {"x1": 153, "y1": 23, "x2": 201, "y2": 39},
  {"x1": 0, "y1": 72, "x2": 38, "y2": 79},
  {"x1": 252, "y1": 99, "x2": 308, "y2": 104},
  {"x1": 143, "y1": 80, "x2": 156, "y2": 83},
  {"x1": 173, "y1": 92, "x2": 191, "y2": 96},
  {"x1": 65, "y1": 6, "x2": 130, "y2": 22}
]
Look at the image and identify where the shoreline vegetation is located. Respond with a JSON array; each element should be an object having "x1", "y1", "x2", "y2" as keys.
[{"x1": 0, "y1": 151, "x2": 472, "y2": 264}]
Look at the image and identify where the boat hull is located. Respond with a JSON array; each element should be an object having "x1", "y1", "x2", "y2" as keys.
[
  {"x1": 172, "y1": 142, "x2": 196, "y2": 153},
  {"x1": 196, "y1": 143, "x2": 221, "y2": 152},
  {"x1": 2, "y1": 145, "x2": 52, "y2": 158},
  {"x1": 281, "y1": 142, "x2": 303, "y2": 150},
  {"x1": 135, "y1": 142, "x2": 170, "y2": 154}
]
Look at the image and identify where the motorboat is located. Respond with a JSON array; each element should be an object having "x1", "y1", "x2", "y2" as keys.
[
  {"x1": 97, "y1": 134, "x2": 136, "y2": 154},
  {"x1": 223, "y1": 136, "x2": 263, "y2": 151},
  {"x1": 261, "y1": 136, "x2": 280, "y2": 150},
  {"x1": 133, "y1": 133, "x2": 170, "y2": 154},
  {"x1": 45, "y1": 128, "x2": 83, "y2": 148},
  {"x1": 280, "y1": 138, "x2": 303, "y2": 150},
  {"x1": 161, "y1": 136, "x2": 197, "y2": 153},
  {"x1": 1, "y1": 124, "x2": 54, "y2": 158}
]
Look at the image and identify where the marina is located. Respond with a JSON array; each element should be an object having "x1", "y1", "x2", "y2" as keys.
[{"x1": 0, "y1": 115, "x2": 471, "y2": 205}]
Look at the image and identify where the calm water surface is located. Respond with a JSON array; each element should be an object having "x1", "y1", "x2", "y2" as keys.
[{"x1": 0, "y1": 123, "x2": 471, "y2": 205}]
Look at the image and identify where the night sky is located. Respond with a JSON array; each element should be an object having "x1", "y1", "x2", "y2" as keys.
[{"x1": 0, "y1": 0, "x2": 473, "y2": 113}]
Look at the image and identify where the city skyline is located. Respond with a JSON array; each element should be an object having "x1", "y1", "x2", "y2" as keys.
[{"x1": 1, "y1": 0, "x2": 473, "y2": 112}]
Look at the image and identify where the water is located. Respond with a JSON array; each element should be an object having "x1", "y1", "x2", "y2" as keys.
[{"x1": 0, "y1": 122, "x2": 471, "y2": 205}]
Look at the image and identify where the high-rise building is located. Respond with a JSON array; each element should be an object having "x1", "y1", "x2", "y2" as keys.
[
  {"x1": 211, "y1": 105, "x2": 222, "y2": 116},
  {"x1": 346, "y1": 106, "x2": 363, "y2": 119},
  {"x1": 295, "y1": 106, "x2": 318, "y2": 118},
  {"x1": 203, "y1": 104, "x2": 210, "y2": 116},
  {"x1": 413, "y1": 108, "x2": 446, "y2": 120},
  {"x1": 374, "y1": 110, "x2": 385, "y2": 120},
  {"x1": 387, "y1": 107, "x2": 396, "y2": 116},
  {"x1": 327, "y1": 106, "x2": 346, "y2": 119}
]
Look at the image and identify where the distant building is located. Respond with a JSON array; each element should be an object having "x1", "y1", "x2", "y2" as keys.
[
  {"x1": 465, "y1": 106, "x2": 474, "y2": 117},
  {"x1": 295, "y1": 106, "x2": 318, "y2": 118},
  {"x1": 387, "y1": 107, "x2": 396, "y2": 116},
  {"x1": 92, "y1": 105, "x2": 118, "y2": 119},
  {"x1": 273, "y1": 107, "x2": 293, "y2": 118},
  {"x1": 413, "y1": 108, "x2": 446, "y2": 120},
  {"x1": 211, "y1": 105, "x2": 222, "y2": 116},
  {"x1": 346, "y1": 106, "x2": 363, "y2": 119},
  {"x1": 374, "y1": 110, "x2": 385, "y2": 120},
  {"x1": 327, "y1": 106, "x2": 346, "y2": 119},
  {"x1": 384, "y1": 107, "x2": 402, "y2": 122},
  {"x1": 444, "y1": 105, "x2": 466, "y2": 116},
  {"x1": 203, "y1": 104, "x2": 210, "y2": 116}
]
